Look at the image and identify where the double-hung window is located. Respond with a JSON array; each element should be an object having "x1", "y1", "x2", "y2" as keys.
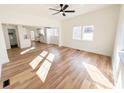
[
  {"x1": 72, "y1": 25, "x2": 94, "y2": 41},
  {"x1": 82, "y1": 25, "x2": 94, "y2": 41},
  {"x1": 72, "y1": 26, "x2": 82, "y2": 40}
]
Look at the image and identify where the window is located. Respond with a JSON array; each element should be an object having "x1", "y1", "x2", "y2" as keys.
[
  {"x1": 82, "y1": 25, "x2": 94, "y2": 41},
  {"x1": 72, "y1": 26, "x2": 82, "y2": 40},
  {"x1": 47, "y1": 28, "x2": 58, "y2": 37}
]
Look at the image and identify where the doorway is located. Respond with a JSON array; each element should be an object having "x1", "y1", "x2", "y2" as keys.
[{"x1": 8, "y1": 29, "x2": 18, "y2": 48}]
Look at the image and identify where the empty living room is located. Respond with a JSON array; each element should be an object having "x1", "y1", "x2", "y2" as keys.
[{"x1": 0, "y1": 0, "x2": 124, "y2": 93}]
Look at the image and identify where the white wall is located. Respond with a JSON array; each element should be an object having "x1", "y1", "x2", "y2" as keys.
[
  {"x1": 2, "y1": 24, "x2": 19, "y2": 49},
  {"x1": 17, "y1": 25, "x2": 31, "y2": 49},
  {"x1": 0, "y1": 23, "x2": 9, "y2": 79},
  {"x1": 61, "y1": 5, "x2": 120, "y2": 56},
  {"x1": 2, "y1": 24, "x2": 11, "y2": 49},
  {"x1": 112, "y1": 5, "x2": 124, "y2": 89}
]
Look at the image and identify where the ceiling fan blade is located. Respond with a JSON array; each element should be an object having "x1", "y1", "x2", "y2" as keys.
[
  {"x1": 60, "y1": 4, "x2": 63, "y2": 8},
  {"x1": 52, "y1": 11, "x2": 60, "y2": 15},
  {"x1": 49, "y1": 8, "x2": 59, "y2": 11},
  {"x1": 64, "y1": 10, "x2": 75, "y2": 13},
  {"x1": 62, "y1": 4, "x2": 69, "y2": 10},
  {"x1": 62, "y1": 13, "x2": 66, "y2": 16}
]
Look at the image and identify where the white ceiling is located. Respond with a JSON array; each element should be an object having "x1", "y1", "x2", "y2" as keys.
[{"x1": 0, "y1": 4, "x2": 112, "y2": 20}]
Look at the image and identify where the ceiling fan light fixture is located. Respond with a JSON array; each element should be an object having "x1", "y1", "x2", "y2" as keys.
[
  {"x1": 49, "y1": 4, "x2": 75, "y2": 16},
  {"x1": 62, "y1": 13, "x2": 66, "y2": 16}
]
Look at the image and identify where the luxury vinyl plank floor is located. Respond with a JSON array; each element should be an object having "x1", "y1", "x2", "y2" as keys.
[{"x1": 0, "y1": 42, "x2": 114, "y2": 89}]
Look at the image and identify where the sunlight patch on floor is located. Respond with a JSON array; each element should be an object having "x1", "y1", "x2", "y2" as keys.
[
  {"x1": 29, "y1": 50, "x2": 55, "y2": 82},
  {"x1": 20, "y1": 47, "x2": 35, "y2": 55},
  {"x1": 83, "y1": 63, "x2": 114, "y2": 88},
  {"x1": 29, "y1": 56, "x2": 43, "y2": 69},
  {"x1": 36, "y1": 60, "x2": 52, "y2": 82},
  {"x1": 36, "y1": 53, "x2": 55, "y2": 82},
  {"x1": 40, "y1": 51, "x2": 48, "y2": 57},
  {"x1": 46, "y1": 53, "x2": 55, "y2": 62}
]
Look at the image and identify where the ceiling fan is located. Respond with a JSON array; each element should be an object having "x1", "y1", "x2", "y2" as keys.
[{"x1": 49, "y1": 4, "x2": 75, "y2": 16}]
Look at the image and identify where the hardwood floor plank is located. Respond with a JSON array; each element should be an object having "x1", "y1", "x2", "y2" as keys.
[{"x1": 0, "y1": 42, "x2": 114, "y2": 89}]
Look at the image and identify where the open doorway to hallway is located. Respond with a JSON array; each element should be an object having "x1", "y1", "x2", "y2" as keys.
[
  {"x1": 8, "y1": 29, "x2": 18, "y2": 48},
  {"x1": 2, "y1": 24, "x2": 19, "y2": 49}
]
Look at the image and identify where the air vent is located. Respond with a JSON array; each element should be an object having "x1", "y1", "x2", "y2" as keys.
[{"x1": 3, "y1": 79, "x2": 10, "y2": 88}]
